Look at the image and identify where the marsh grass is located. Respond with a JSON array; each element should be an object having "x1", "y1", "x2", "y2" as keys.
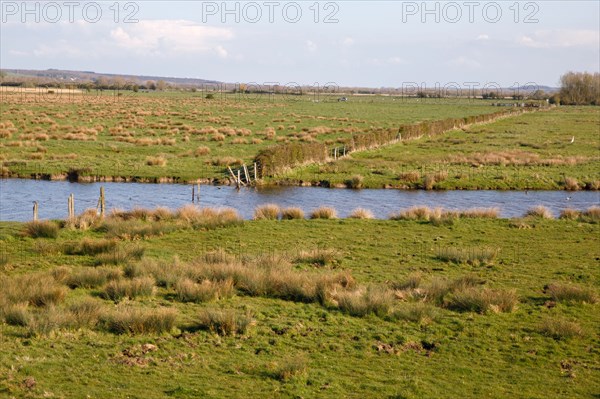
[
  {"x1": 293, "y1": 248, "x2": 341, "y2": 267},
  {"x1": 539, "y1": 317, "x2": 584, "y2": 340},
  {"x1": 436, "y1": 246, "x2": 498, "y2": 265},
  {"x1": 103, "y1": 277, "x2": 155, "y2": 301},
  {"x1": 65, "y1": 267, "x2": 122, "y2": 289},
  {"x1": 174, "y1": 278, "x2": 235, "y2": 303},
  {"x1": 445, "y1": 287, "x2": 518, "y2": 314},
  {"x1": 0, "y1": 274, "x2": 67, "y2": 307},
  {"x1": 253, "y1": 204, "x2": 281, "y2": 220},
  {"x1": 310, "y1": 206, "x2": 337, "y2": 219},
  {"x1": 195, "y1": 309, "x2": 254, "y2": 336},
  {"x1": 335, "y1": 285, "x2": 394, "y2": 317},
  {"x1": 94, "y1": 245, "x2": 145, "y2": 265},
  {"x1": 102, "y1": 307, "x2": 177, "y2": 335},
  {"x1": 545, "y1": 282, "x2": 597, "y2": 304},
  {"x1": 273, "y1": 355, "x2": 308, "y2": 381},
  {"x1": 390, "y1": 302, "x2": 438, "y2": 324},
  {"x1": 525, "y1": 206, "x2": 554, "y2": 219},
  {"x1": 281, "y1": 207, "x2": 305, "y2": 220},
  {"x1": 63, "y1": 238, "x2": 117, "y2": 255},
  {"x1": 349, "y1": 208, "x2": 374, "y2": 219},
  {"x1": 23, "y1": 221, "x2": 59, "y2": 239}
]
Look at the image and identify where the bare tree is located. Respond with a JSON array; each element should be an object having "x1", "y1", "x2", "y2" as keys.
[{"x1": 559, "y1": 72, "x2": 600, "y2": 105}]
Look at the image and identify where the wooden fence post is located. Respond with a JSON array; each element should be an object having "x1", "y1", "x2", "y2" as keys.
[
  {"x1": 97, "y1": 187, "x2": 105, "y2": 218},
  {"x1": 33, "y1": 201, "x2": 38, "y2": 221}
]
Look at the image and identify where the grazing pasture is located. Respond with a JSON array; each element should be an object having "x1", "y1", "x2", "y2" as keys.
[{"x1": 0, "y1": 208, "x2": 598, "y2": 398}]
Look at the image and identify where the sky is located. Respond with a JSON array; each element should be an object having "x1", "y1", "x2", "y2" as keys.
[{"x1": 1, "y1": 1, "x2": 599, "y2": 88}]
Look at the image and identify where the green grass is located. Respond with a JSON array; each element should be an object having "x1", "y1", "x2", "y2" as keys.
[
  {"x1": 0, "y1": 92, "x2": 509, "y2": 182},
  {"x1": 0, "y1": 216, "x2": 598, "y2": 398},
  {"x1": 281, "y1": 107, "x2": 600, "y2": 189}
]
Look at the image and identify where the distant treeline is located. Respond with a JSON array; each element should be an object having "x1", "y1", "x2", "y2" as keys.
[
  {"x1": 255, "y1": 109, "x2": 525, "y2": 177},
  {"x1": 557, "y1": 72, "x2": 600, "y2": 105}
]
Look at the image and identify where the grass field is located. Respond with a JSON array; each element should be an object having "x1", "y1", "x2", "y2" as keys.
[
  {"x1": 0, "y1": 91, "x2": 519, "y2": 183},
  {"x1": 0, "y1": 208, "x2": 598, "y2": 398},
  {"x1": 280, "y1": 107, "x2": 600, "y2": 190}
]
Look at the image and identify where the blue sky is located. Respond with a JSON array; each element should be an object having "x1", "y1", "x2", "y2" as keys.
[{"x1": 1, "y1": 1, "x2": 598, "y2": 87}]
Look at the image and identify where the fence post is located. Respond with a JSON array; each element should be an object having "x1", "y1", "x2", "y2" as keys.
[{"x1": 33, "y1": 201, "x2": 38, "y2": 221}]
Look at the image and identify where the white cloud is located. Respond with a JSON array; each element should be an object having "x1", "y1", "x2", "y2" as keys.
[
  {"x1": 447, "y1": 56, "x2": 481, "y2": 69},
  {"x1": 367, "y1": 57, "x2": 406, "y2": 66},
  {"x1": 33, "y1": 40, "x2": 86, "y2": 57},
  {"x1": 109, "y1": 20, "x2": 234, "y2": 56},
  {"x1": 517, "y1": 29, "x2": 599, "y2": 48},
  {"x1": 341, "y1": 37, "x2": 355, "y2": 47},
  {"x1": 476, "y1": 34, "x2": 490, "y2": 41},
  {"x1": 306, "y1": 40, "x2": 317, "y2": 53}
]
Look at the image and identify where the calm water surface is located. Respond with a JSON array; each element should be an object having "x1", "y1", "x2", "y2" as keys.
[{"x1": 1, "y1": 179, "x2": 598, "y2": 221}]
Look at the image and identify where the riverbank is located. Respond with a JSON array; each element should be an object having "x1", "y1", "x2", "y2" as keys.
[{"x1": 0, "y1": 216, "x2": 598, "y2": 398}]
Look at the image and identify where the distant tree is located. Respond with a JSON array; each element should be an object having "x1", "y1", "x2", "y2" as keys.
[
  {"x1": 146, "y1": 80, "x2": 156, "y2": 90},
  {"x1": 0, "y1": 70, "x2": 6, "y2": 80},
  {"x1": 549, "y1": 94, "x2": 561, "y2": 105},
  {"x1": 530, "y1": 89, "x2": 547, "y2": 100},
  {"x1": 156, "y1": 80, "x2": 166, "y2": 91},
  {"x1": 416, "y1": 91, "x2": 427, "y2": 98},
  {"x1": 132, "y1": 85, "x2": 139, "y2": 93},
  {"x1": 482, "y1": 92, "x2": 499, "y2": 99},
  {"x1": 559, "y1": 71, "x2": 600, "y2": 105}
]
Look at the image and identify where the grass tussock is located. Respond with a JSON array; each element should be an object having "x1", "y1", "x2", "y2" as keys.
[
  {"x1": 310, "y1": 206, "x2": 337, "y2": 219},
  {"x1": 98, "y1": 219, "x2": 176, "y2": 239},
  {"x1": 436, "y1": 246, "x2": 498, "y2": 265},
  {"x1": 273, "y1": 355, "x2": 308, "y2": 381},
  {"x1": 63, "y1": 238, "x2": 117, "y2": 255},
  {"x1": 174, "y1": 278, "x2": 234, "y2": 303},
  {"x1": 391, "y1": 207, "x2": 498, "y2": 221},
  {"x1": 146, "y1": 155, "x2": 167, "y2": 167},
  {"x1": 102, "y1": 307, "x2": 177, "y2": 335},
  {"x1": 335, "y1": 285, "x2": 395, "y2": 317},
  {"x1": 525, "y1": 205, "x2": 554, "y2": 219},
  {"x1": 103, "y1": 277, "x2": 155, "y2": 301},
  {"x1": 345, "y1": 175, "x2": 364, "y2": 189},
  {"x1": 65, "y1": 267, "x2": 122, "y2": 289},
  {"x1": 349, "y1": 208, "x2": 374, "y2": 219},
  {"x1": 94, "y1": 245, "x2": 145, "y2": 265},
  {"x1": 253, "y1": 204, "x2": 281, "y2": 220},
  {"x1": 23, "y1": 220, "x2": 59, "y2": 239},
  {"x1": 544, "y1": 282, "x2": 597, "y2": 304},
  {"x1": 444, "y1": 287, "x2": 518, "y2": 314},
  {"x1": 390, "y1": 302, "x2": 438, "y2": 324},
  {"x1": 293, "y1": 248, "x2": 341, "y2": 267},
  {"x1": 281, "y1": 207, "x2": 305, "y2": 220},
  {"x1": 195, "y1": 309, "x2": 254, "y2": 336},
  {"x1": 0, "y1": 274, "x2": 67, "y2": 308},
  {"x1": 539, "y1": 317, "x2": 583, "y2": 340}
]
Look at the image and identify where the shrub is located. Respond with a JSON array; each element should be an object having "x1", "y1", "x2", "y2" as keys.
[
  {"x1": 525, "y1": 205, "x2": 554, "y2": 219},
  {"x1": 102, "y1": 307, "x2": 177, "y2": 335},
  {"x1": 310, "y1": 206, "x2": 337, "y2": 219},
  {"x1": 195, "y1": 309, "x2": 254, "y2": 336},
  {"x1": 174, "y1": 278, "x2": 234, "y2": 303},
  {"x1": 281, "y1": 207, "x2": 305, "y2": 220},
  {"x1": 349, "y1": 208, "x2": 374, "y2": 219},
  {"x1": 253, "y1": 204, "x2": 280, "y2": 220},
  {"x1": 23, "y1": 221, "x2": 59, "y2": 239},
  {"x1": 345, "y1": 175, "x2": 364, "y2": 189},
  {"x1": 103, "y1": 277, "x2": 155, "y2": 301},
  {"x1": 545, "y1": 282, "x2": 597, "y2": 304},
  {"x1": 194, "y1": 146, "x2": 211, "y2": 156},
  {"x1": 539, "y1": 317, "x2": 583, "y2": 340},
  {"x1": 445, "y1": 287, "x2": 518, "y2": 314}
]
